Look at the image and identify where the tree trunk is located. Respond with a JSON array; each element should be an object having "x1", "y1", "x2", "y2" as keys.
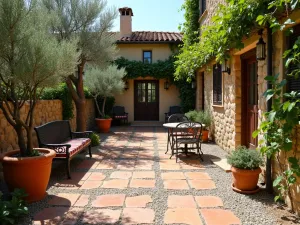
[
  {"x1": 14, "y1": 124, "x2": 27, "y2": 156},
  {"x1": 75, "y1": 99, "x2": 86, "y2": 132}
]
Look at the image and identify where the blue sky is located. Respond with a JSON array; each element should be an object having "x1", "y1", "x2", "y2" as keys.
[{"x1": 106, "y1": 0, "x2": 185, "y2": 32}]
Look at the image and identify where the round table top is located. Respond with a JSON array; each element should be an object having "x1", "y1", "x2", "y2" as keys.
[{"x1": 163, "y1": 122, "x2": 205, "y2": 128}]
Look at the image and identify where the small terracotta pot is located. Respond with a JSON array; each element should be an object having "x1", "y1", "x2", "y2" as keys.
[
  {"x1": 95, "y1": 118, "x2": 112, "y2": 133},
  {"x1": 231, "y1": 166, "x2": 261, "y2": 191},
  {"x1": 202, "y1": 130, "x2": 209, "y2": 142},
  {"x1": 0, "y1": 148, "x2": 56, "y2": 202}
]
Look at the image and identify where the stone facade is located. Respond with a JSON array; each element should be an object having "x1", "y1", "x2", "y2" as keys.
[{"x1": 0, "y1": 99, "x2": 95, "y2": 154}]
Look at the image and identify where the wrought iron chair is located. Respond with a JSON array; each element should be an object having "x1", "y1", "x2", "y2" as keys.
[
  {"x1": 174, "y1": 122, "x2": 203, "y2": 162},
  {"x1": 112, "y1": 106, "x2": 128, "y2": 124},
  {"x1": 165, "y1": 106, "x2": 183, "y2": 122},
  {"x1": 165, "y1": 114, "x2": 189, "y2": 156}
]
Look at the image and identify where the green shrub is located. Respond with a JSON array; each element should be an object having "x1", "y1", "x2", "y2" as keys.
[
  {"x1": 227, "y1": 146, "x2": 265, "y2": 170},
  {"x1": 89, "y1": 132, "x2": 100, "y2": 146},
  {"x1": 185, "y1": 110, "x2": 198, "y2": 122},
  {"x1": 185, "y1": 110, "x2": 212, "y2": 129},
  {"x1": 0, "y1": 189, "x2": 28, "y2": 225}
]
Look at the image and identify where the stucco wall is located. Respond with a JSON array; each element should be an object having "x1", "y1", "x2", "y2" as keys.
[
  {"x1": 0, "y1": 99, "x2": 95, "y2": 154},
  {"x1": 114, "y1": 77, "x2": 180, "y2": 122},
  {"x1": 117, "y1": 43, "x2": 173, "y2": 62}
]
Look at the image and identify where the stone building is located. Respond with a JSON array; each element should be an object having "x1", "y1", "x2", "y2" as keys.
[
  {"x1": 195, "y1": 0, "x2": 300, "y2": 214},
  {"x1": 113, "y1": 7, "x2": 182, "y2": 123}
]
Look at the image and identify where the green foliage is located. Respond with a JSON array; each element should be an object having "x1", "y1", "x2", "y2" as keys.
[
  {"x1": 115, "y1": 57, "x2": 176, "y2": 80},
  {"x1": 89, "y1": 132, "x2": 100, "y2": 146},
  {"x1": 96, "y1": 96, "x2": 115, "y2": 118},
  {"x1": 179, "y1": 0, "x2": 200, "y2": 46},
  {"x1": 185, "y1": 110, "x2": 212, "y2": 129},
  {"x1": 0, "y1": 189, "x2": 28, "y2": 225},
  {"x1": 174, "y1": 80, "x2": 196, "y2": 112},
  {"x1": 85, "y1": 65, "x2": 126, "y2": 117},
  {"x1": 227, "y1": 146, "x2": 265, "y2": 170},
  {"x1": 185, "y1": 110, "x2": 199, "y2": 122}
]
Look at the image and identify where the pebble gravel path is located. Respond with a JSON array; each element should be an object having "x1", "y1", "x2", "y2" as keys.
[{"x1": 17, "y1": 126, "x2": 277, "y2": 225}]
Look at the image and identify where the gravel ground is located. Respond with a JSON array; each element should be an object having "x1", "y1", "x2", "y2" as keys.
[{"x1": 3, "y1": 126, "x2": 288, "y2": 224}]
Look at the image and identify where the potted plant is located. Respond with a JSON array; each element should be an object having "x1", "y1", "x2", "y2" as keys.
[
  {"x1": 0, "y1": 1, "x2": 78, "y2": 202},
  {"x1": 85, "y1": 65, "x2": 126, "y2": 133},
  {"x1": 185, "y1": 110, "x2": 212, "y2": 142},
  {"x1": 227, "y1": 146, "x2": 265, "y2": 194}
]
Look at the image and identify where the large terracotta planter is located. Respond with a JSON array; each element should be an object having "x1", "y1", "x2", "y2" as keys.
[
  {"x1": 231, "y1": 166, "x2": 261, "y2": 193},
  {"x1": 202, "y1": 130, "x2": 209, "y2": 142},
  {"x1": 0, "y1": 148, "x2": 56, "y2": 202},
  {"x1": 95, "y1": 118, "x2": 112, "y2": 133}
]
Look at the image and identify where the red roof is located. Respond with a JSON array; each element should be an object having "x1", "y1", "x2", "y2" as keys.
[{"x1": 116, "y1": 31, "x2": 182, "y2": 44}]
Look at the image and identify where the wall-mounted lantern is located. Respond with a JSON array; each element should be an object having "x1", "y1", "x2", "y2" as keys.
[
  {"x1": 124, "y1": 80, "x2": 129, "y2": 90},
  {"x1": 164, "y1": 79, "x2": 170, "y2": 90},
  {"x1": 256, "y1": 29, "x2": 266, "y2": 61},
  {"x1": 221, "y1": 59, "x2": 231, "y2": 75}
]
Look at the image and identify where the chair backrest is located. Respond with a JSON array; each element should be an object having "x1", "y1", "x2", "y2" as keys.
[
  {"x1": 168, "y1": 114, "x2": 189, "y2": 123},
  {"x1": 169, "y1": 106, "x2": 182, "y2": 115},
  {"x1": 34, "y1": 120, "x2": 72, "y2": 145},
  {"x1": 112, "y1": 106, "x2": 125, "y2": 116},
  {"x1": 175, "y1": 122, "x2": 203, "y2": 140}
]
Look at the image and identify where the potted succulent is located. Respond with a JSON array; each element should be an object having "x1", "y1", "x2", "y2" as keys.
[
  {"x1": 85, "y1": 65, "x2": 126, "y2": 133},
  {"x1": 185, "y1": 110, "x2": 212, "y2": 142},
  {"x1": 227, "y1": 146, "x2": 265, "y2": 194},
  {"x1": 0, "y1": 1, "x2": 78, "y2": 202}
]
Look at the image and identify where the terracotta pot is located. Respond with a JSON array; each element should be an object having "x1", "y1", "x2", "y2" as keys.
[
  {"x1": 95, "y1": 118, "x2": 112, "y2": 133},
  {"x1": 0, "y1": 148, "x2": 56, "y2": 202},
  {"x1": 231, "y1": 166, "x2": 261, "y2": 191},
  {"x1": 202, "y1": 130, "x2": 209, "y2": 142}
]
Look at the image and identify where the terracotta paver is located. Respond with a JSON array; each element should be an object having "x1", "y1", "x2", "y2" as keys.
[
  {"x1": 132, "y1": 171, "x2": 155, "y2": 179},
  {"x1": 122, "y1": 208, "x2": 155, "y2": 224},
  {"x1": 160, "y1": 164, "x2": 181, "y2": 170},
  {"x1": 80, "y1": 180, "x2": 102, "y2": 189},
  {"x1": 48, "y1": 193, "x2": 80, "y2": 206},
  {"x1": 195, "y1": 196, "x2": 223, "y2": 208},
  {"x1": 33, "y1": 207, "x2": 69, "y2": 224},
  {"x1": 164, "y1": 180, "x2": 190, "y2": 190},
  {"x1": 125, "y1": 195, "x2": 152, "y2": 207},
  {"x1": 185, "y1": 172, "x2": 211, "y2": 180},
  {"x1": 168, "y1": 195, "x2": 197, "y2": 208},
  {"x1": 101, "y1": 179, "x2": 129, "y2": 189},
  {"x1": 61, "y1": 207, "x2": 84, "y2": 225},
  {"x1": 77, "y1": 160, "x2": 99, "y2": 169},
  {"x1": 164, "y1": 208, "x2": 203, "y2": 225},
  {"x1": 87, "y1": 172, "x2": 106, "y2": 181},
  {"x1": 161, "y1": 172, "x2": 185, "y2": 180},
  {"x1": 82, "y1": 209, "x2": 121, "y2": 224},
  {"x1": 130, "y1": 179, "x2": 156, "y2": 188},
  {"x1": 110, "y1": 171, "x2": 133, "y2": 179},
  {"x1": 91, "y1": 194, "x2": 126, "y2": 207},
  {"x1": 74, "y1": 194, "x2": 89, "y2": 207},
  {"x1": 71, "y1": 172, "x2": 91, "y2": 181},
  {"x1": 200, "y1": 209, "x2": 241, "y2": 225},
  {"x1": 188, "y1": 180, "x2": 216, "y2": 190},
  {"x1": 96, "y1": 161, "x2": 116, "y2": 169}
]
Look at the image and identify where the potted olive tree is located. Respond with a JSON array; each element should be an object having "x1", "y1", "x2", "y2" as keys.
[
  {"x1": 0, "y1": 0, "x2": 79, "y2": 202},
  {"x1": 85, "y1": 65, "x2": 126, "y2": 133},
  {"x1": 227, "y1": 146, "x2": 265, "y2": 194}
]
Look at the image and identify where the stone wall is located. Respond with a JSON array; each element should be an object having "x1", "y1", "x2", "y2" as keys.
[{"x1": 0, "y1": 99, "x2": 95, "y2": 154}]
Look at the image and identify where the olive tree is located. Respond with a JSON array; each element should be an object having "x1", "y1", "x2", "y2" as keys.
[
  {"x1": 85, "y1": 65, "x2": 126, "y2": 118},
  {"x1": 43, "y1": 0, "x2": 118, "y2": 131},
  {"x1": 0, "y1": 0, "x2": 79, "y2": 156}
]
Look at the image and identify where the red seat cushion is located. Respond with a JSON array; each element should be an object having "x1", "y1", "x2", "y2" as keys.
[
  {"x1": 55, "y1": 138, "x2": 91, "y2": 158},
  {"x1": 115, "y1": 115, "x2": 128, "y2": 118}
]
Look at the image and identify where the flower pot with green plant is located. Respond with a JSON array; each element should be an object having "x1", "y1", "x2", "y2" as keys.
[
  {"x1": 0, "y1": 0, "x2": 79, "y2": 202},
  {"x1": 227, "y1": 146, "x2": 265, "y2": 194},
  {"x1": 85, "y1": 65, "x2": 126, "y2": 133}
]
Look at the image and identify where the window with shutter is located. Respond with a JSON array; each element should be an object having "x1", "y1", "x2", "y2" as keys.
[
  {"x1": 287, "y1": 24, "x2": 300, "y2": 93},
  {"x1": 213, "y1": 64, "x2": 222, "y2": 105}
]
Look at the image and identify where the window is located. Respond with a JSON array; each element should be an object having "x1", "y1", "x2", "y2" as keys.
[
  {"x1": 200, "y1": 0, "x2": 206, "y2": 15},
  {"x1": 213, "y1": 64, "x2": 222, "y2": 105},
  {"x1": 286, "y1": 24, "x2": 300, "y2": 94},
  {"x1": 143, "y1": 51, "x2": 152, "y2": 63}
]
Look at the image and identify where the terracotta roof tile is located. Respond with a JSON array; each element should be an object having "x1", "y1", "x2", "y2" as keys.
[{"x1": 116, "y1": 31, "x2": 182, "y2": 43}]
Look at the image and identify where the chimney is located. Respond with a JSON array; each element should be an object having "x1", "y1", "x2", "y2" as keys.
[{"x1": 119, "y1": 7, "x2": 133, "y2": 37}]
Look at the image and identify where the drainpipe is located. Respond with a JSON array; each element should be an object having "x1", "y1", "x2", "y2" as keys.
[{"x1": 266, "y1": 25, "x2": 273, "y2": 193}]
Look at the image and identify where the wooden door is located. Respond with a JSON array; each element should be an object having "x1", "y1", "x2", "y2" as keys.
[
  {"x1": 242, "y1": 55, "x2": 258, "y2": 148},
  {"x1": 134, "y1": 80, "x2": 159, "y2": 121}
]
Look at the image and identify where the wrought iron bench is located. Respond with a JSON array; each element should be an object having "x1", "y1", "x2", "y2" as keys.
[
  {"x1": 112, "y1": 106, "x2": 128, "y2": 124},
  {"x1": 34, "y1": 120, "x2": 92, "y2": 179}
]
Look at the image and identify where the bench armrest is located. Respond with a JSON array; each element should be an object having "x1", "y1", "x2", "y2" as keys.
[
  {"x1": 41, "y1": 143, "x2": 71, "y2": 155},
  {"x1": 71, "y1": 131, "x2": 93, "y2": 139}
]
